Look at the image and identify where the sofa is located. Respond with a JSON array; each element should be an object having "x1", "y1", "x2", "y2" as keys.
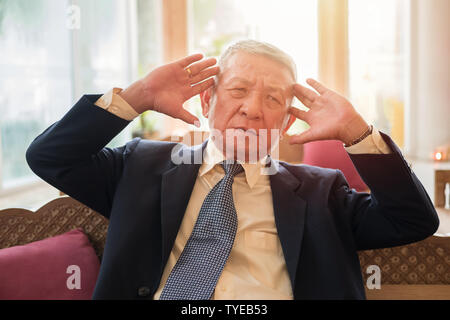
[{"x1": 0, "y1": 196, "x2": 449, "y2": 300}]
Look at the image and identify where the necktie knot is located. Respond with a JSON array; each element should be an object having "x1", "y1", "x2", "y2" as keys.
[{"x1": 221, "y1": 161, "x2": 244, "y2": 178}]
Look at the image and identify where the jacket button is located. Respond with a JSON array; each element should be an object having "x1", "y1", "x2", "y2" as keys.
[{"x1": 138, "y1": 286, "x2": 151, "y2": 297}]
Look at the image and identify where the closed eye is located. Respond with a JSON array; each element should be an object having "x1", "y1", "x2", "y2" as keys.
[
  {"x1": 228, "y1": 88, "x2": 247, "y2": 97},
  {"x1": 268, "y1": 95, "x2": 281, "y2": 105}
]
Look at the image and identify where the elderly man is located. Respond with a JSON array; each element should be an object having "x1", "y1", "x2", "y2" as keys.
[{"x1": 26, "y1": 40, "x2": 438, "y2": 300}]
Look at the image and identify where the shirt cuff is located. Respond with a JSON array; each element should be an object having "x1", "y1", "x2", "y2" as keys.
[
  {"x1": 94, "y1": 88, "x2": 140, "y2": 121},
  {"x1": 345, "y1": 127, "x2": 392, "y2": 154}
]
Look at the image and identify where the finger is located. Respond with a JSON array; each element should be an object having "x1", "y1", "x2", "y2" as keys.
[
  {"x1": 306, "y1": 78, "x2": 327, "y2": 95},
  {"x1": 176, "y1": 108, "x2": 201, "y2": 127},
  {"x1": 177, "y1": 53, "x2": 204, "y2": 68},
  {"x1": 190, "y1": 78, "x2": 215, "y2": 96},
  {"x1": 289, "y1": 129, "x2": 315, "y2": 145},
  {"x1": 294, "y1": 83, "x2": 318, "y2": 102},
  {"x1": 288, "y1": 106, "x2": 308, "y2": 121},
  {"x1": 190, "y1": 66, "x2": 220, "y2": 85},
  {"x1": 187, "y1": 57, "x2": 217, "y2": 77},
  {"x1": 295, "y1": 94, "x2": 314, "y2": 109}
]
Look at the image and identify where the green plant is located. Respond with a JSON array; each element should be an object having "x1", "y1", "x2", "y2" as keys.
[{"x1": 132, "y1": 110, "x2": 158, "y2": 138}]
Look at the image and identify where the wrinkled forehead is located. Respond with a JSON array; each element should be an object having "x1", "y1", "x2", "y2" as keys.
[{"x1": 217, "y1": 51, "x2": 295, "y2": 92}]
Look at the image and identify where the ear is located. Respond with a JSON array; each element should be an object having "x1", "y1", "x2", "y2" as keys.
[
  {"x1": 282, "y1": 114, "x2": 296, "y2": 136},
  {"x1": 200, "y1": 87, "x2": 213, "y2": 118}
]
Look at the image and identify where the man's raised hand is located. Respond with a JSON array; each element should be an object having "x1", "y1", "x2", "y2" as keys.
[
  {"x1": 288, "y1": 78, "x2": 369, "y2": 145},
  {"x1": 119, "y1": 53, "x2": 219, "y2": 126}
]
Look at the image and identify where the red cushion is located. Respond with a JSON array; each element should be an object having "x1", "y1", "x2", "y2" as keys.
[
  {"x1": 0, "y1": 228, "x2": 100, "y2": 300},
  {"x1": 302, "y1": 140, "x2": 368, "y2": 192}
]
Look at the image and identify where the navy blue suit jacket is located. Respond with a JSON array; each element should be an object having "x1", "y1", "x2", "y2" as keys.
[{"x1": 26, "y1": 94, "x2": 439, "y2": 299}]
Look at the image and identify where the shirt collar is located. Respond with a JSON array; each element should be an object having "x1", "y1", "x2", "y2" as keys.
[{"x1": 198, "y1": 139, "x2": 269, "y2": 189}]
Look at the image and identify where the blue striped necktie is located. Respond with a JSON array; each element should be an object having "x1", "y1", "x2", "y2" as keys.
[{"x1": 159, "y1": 160, "x2": 244, "y2": 300}]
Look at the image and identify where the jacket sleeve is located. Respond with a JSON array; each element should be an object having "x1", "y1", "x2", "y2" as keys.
[
  {"x1": 330, "y1": 132, "x2": 439, "y2": 251},
  {"x1": 26, "y1": 94, "x2": 141, "y2": 219}
]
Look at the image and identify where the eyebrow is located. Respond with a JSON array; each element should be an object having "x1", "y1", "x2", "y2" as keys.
[
  {"x1": 225, "y1": 77, "x2": 286, "y2": 94},
  {"x1": 225, "y1": 77, "x2": 253, "y2": 86}
]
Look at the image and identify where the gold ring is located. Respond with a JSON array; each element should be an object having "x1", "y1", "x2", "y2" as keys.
[{"x1": 185, "y1": 67, "x2": 192, "y2": 77}]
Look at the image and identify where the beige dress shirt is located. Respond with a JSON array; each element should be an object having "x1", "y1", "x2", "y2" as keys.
[{"x1": 94, "y1": 88, "x2": 391, "y2": 300}]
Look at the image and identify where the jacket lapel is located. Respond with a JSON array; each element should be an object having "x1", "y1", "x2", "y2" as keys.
[
  {"x1": 269, "y1": 160, "x2": 307, "y2": 291},
  {"x1": 160, "y1": 139, "x2": 208, "y2": 269}
]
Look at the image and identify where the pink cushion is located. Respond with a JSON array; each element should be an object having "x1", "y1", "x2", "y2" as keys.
[
  {"x1": 0, "y1": 228, "x2": 100, "y2": 300},
  {"x1": 302, "y1": 140, "x2": 368, "y2": 192}
]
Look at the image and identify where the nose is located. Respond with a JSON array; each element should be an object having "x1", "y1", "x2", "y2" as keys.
[{"x1": 239, "y1": 92, "x2": 263, "y2": 121}]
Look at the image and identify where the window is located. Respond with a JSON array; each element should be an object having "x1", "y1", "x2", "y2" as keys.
[
  {"x1": 73, "y1": 0, "x2": 138, "y2": 148},
  {"x1": 132, "y1": 0, "x2": 166, "y2": 140},
  {"x1": 0, "y1": 0, "x2": 161, "y2": 209},
  {"x1": 348, "y1": 0, "x2": 407, "y2": 147},
  {"x1": 0, "y1": 0, "x2": 73, "y2": 190}
]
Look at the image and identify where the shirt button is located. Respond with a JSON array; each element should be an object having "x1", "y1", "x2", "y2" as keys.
[{"x1": 137, "y1": 286, "x2": 151, "y2": 297}]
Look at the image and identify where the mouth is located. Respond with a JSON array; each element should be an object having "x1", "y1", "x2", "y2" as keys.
[{"x1": 229, "y1": 127, "x2": 258, "y2": 136}]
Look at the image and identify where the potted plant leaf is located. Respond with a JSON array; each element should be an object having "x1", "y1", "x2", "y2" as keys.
[{"x1": 132, "y1": 111, "x2": 159, "y2": 140}]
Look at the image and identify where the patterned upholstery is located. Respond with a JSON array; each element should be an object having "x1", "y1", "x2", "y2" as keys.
[
  {"x1": 0, "y1": 197, "x2": 108, "y2": 260},
  {"x1": 358, "y1": 236, "x2": 450, "y2": 285},
  {"x1": 1, "y1": 196, "x2": 449, "y2": 294}
]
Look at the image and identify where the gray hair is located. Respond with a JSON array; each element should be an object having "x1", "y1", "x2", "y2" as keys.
[{"x1": 216, "y1": 39, "x2": 297, "y2": 83}]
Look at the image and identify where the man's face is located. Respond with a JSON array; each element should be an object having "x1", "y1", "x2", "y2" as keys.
[{"x1": 201, "y1": 51, "x2": 295, "y2": 162}]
